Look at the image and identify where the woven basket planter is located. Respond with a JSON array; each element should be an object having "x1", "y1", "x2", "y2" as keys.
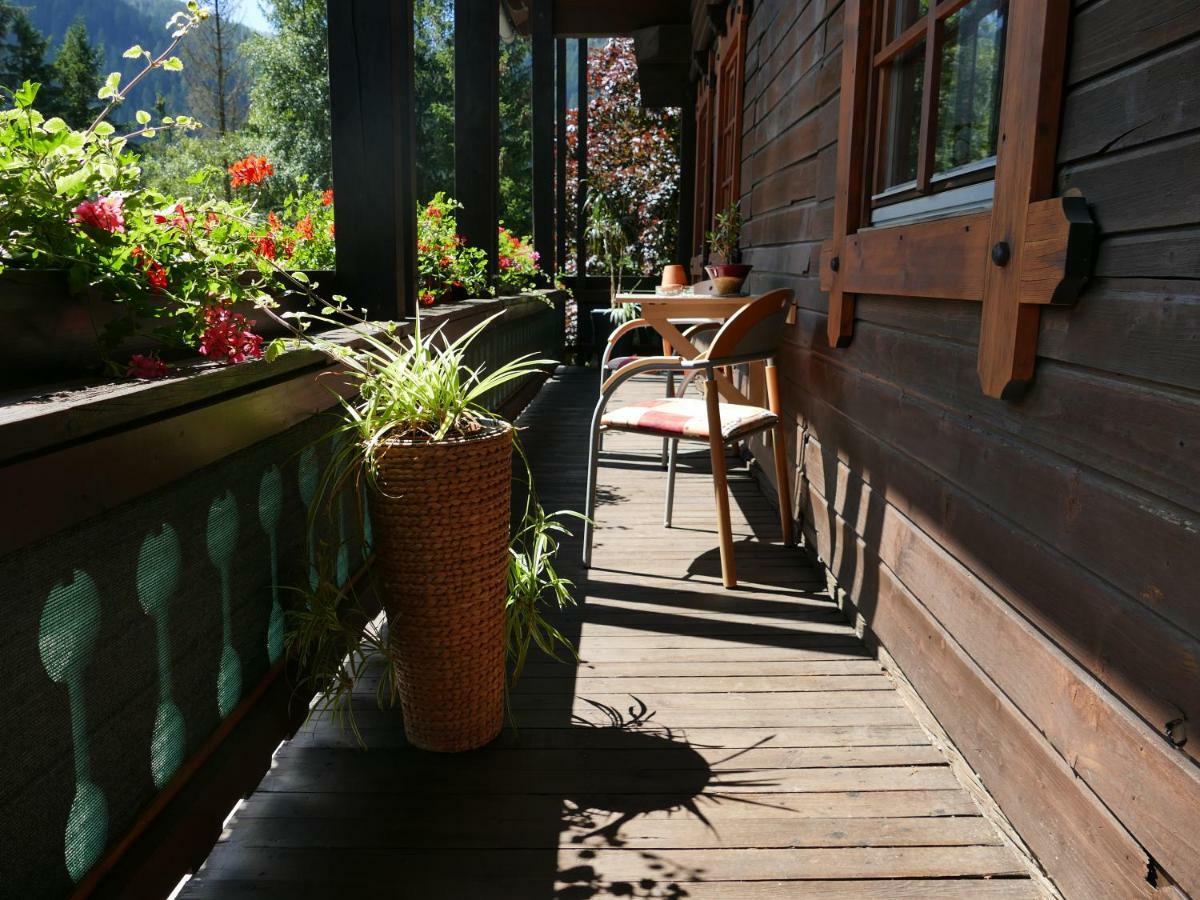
[{"x1": 371, "y1": 421, "x2": 513, "y2": 752}]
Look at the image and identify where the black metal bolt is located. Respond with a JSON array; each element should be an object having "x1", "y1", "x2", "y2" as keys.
[
  {"x1": 830, "y1": 256, "x2": 840, "y2": 272},
  {"x1": 991, "y1": 241, "x2": 1011, "y2": 267}
]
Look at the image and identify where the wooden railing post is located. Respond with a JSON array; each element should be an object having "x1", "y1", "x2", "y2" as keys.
[
  {"x1": 454, "y1": 0, "x2": 500, "y2": 279},
  {"x1": 327, "y1": 0, "x2": 417, "y2": 320}
]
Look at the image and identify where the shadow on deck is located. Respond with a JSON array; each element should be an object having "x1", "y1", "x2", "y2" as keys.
[{"x1": 181, "y1": 367, "x2": 1038, "y2": 899}]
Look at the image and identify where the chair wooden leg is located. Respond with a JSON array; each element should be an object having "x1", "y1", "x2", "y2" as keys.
[
  {"x1": 705, "y1": 375, "x2": 737, "y2": 588},
  {"x1": 765, "y1": 361, "x2": 793, "y2": 546},
  {"x1": 772, "y1": 422, "x2": 793, "y2": 546}
]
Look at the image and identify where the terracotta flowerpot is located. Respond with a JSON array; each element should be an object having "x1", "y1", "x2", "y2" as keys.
[
  {"x1": 704, "y1": 263, "x2": 754, "y2": 295},
  {"x1": 661, "y1": 264, "x2": 689, "y2": 287},
  {"x1": 371, "y1": 421, "x2": 513, "y2": 752}
]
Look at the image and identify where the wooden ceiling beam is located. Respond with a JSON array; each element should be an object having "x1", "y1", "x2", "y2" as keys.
[{"x1": 550, "y1": 0, "x2": 689, "y2": 37}]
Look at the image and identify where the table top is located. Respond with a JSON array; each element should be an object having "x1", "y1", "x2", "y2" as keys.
[{"x1": 613, "y1": 293, "x2": 759, "y2": 319}]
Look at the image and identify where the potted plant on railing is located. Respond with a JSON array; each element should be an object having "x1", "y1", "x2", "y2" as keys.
[
  {"x1": 0, "y1": 5, "x2": 342, "y2": 384},
  {"x1": 705, "y1": 201, "x2": 752, "y2": 295},
  {"x1": 268, "y1": 298, "x2": 579, "y2": 752}
]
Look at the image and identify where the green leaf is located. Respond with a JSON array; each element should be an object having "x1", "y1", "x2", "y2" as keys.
[
  {"x1": 142, "y1": 128, "x2": 157, "y2": 139},
  {"x1": 161, "y1": 57, "x2": 184, "y2": 73},
  {"x1": 123, "y1": 45, "x2": 144, "y2": 59},
  {"x1": 93, "y1": 122, "x2": 116, "y2": 137},
  {"x1": 55, "y1": 168, "x2": 92, "y2": 196},
  {"x1": 42, "y1": 117, "x2": 67, "y2": 134},
  {"x1": 98, "y1": 72, "x2": 121, "y2": 100},
  {"x1": 135, "y1": 110, "x2": 151, "y2": 125}
]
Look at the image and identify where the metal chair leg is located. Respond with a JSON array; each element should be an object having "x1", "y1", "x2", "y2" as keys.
[
  {"x1": 582, "y1": 397, "x2": 605, "y2": 567},
  {"x1": 662, "y1": 371, "x2": 675, "y2": 468},
  {"x1": 664, "y1": 438, "x2": 679, "y2": 527}
]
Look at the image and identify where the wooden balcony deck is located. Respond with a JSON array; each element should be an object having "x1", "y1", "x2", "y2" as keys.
[{"x1": 182, "y1": 367, "x2": 1040, "y2": 899}]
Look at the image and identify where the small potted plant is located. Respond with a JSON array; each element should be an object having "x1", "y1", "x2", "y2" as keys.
[
  {"x1": 705, "y1": 201, "x2": 752, "y2": 294},
  {"x1": 271, "y1": 298, "x2": 579, "y2": 752}
]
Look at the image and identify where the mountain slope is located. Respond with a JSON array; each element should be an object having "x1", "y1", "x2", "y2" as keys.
[{"x1": 23, "y1": 0, "x2": 255, "y2": 124}]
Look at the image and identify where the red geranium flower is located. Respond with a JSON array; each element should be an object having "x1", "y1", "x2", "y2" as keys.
[
  {"x1": 228, "y1": 155, "x2": 274, "y2": 189},
  {"x1": 328, "y1": 222, "x2": 336, "y2": 238},
  {"x1": 322, "y1": 189, "x2": 334, "y2": 206},
  {"x1": 267, "y1": 211, "x2": 282, "y2": 233},
  {"x1": 498, "y1": 255, "x2": 513, "y2": 270},
  {"x1": 146, "y1": 262, "x2": 168, "y2": 292},
  {"x1": 72, "y1": 195, "x2": 125, "y2": 234},
  {"x1": 199, "y1": 304, "x2": 264, "y2": 364},
  {"x1": 126, "y1": 353, "x2": 168, "y2": 379},
  {"x1": 253, "y1": 235, "x2": 277, "y2": 260},
  {"x1": 296, "y1": 215, "x2": 315, "y2": 241},
  {"x1": 419, "y1": 291, "x2": 436, "y2": 307},
  {"x1": 425, "y1": 204, "x2": 442, "y2": 218}
]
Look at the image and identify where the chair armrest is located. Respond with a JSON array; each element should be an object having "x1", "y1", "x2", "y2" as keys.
[
  {"x1": 601, "y1": 317, "x2": 653, "y2": 370},
  {"x1": 599, "y1": 355, "x2": 686, "y2": 398},
  {"x1": 681, "y1": 321, "x2": 722, "y2": 340}
]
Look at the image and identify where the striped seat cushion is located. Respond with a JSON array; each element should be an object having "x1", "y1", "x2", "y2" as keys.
[{"x1": 601, "y1": 397, "x2": 777, "y2": 441}]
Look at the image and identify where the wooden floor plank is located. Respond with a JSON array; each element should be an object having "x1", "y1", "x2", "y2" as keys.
[{"x1": 181, "y1": 369, "x2": 1031, "y2": 898}]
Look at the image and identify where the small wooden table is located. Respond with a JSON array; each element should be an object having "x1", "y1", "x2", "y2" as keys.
[{"x1": 613, "y1": 292, "x2": 762, "y2": 404}]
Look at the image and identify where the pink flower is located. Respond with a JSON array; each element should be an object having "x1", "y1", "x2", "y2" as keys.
[
  {"x1": 126, "y1": 354, "x2": 169, "y2": 379},
  {"x1": 198, "y1": 305, "x2": 264, "y2": 365},
  {"x1": 72, "y1": 195, "x2": 125, "y2": 234},
  {"x1": 155, "y1": 203, "x2": 194, "y2": 230}
]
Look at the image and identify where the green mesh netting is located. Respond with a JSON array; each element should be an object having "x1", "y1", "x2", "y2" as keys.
[
  {"x1": 0, "y1": 413, "x2": 356, "y2": 899},
  {"x1": 0, "y1": 299, "x2": 559, "y2": 898}
]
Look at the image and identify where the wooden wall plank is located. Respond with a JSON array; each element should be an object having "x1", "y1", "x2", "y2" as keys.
[
  {"x1": 1059, "y1": 37, "x2": 1200, "y2": 162},
  {"x1": 773, "y1": 350, "x2": 1200, "y2": 755},
  {"x1": 803, "y1": 498, "x2": 1159, "y2": 900},
  {"x1": 804, "y1": 436, "x2": 1200, "y2": 896},
  {"x1": 1059, "y1": 132, "x2": 1200, "y2": 234},
  {"x1": 1067, "y1": 0, "x2": 1200, "y2": 84},
  {"x1": 728, "y1": 0, "x2": 1200, "y2": 892}
]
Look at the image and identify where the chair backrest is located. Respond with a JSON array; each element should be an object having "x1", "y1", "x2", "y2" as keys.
[{"x1": 705, "y1": 288, "x2": 794, "y2": 361}]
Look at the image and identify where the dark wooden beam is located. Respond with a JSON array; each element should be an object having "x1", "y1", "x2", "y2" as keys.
[
  {"x1": 676, "y1": 79, "x2": 696, "y2": 267},
  {"x1": 555, "y1": 38, "x2": 568, "y2": 274},
  {"x1": 455, "y1": 0, "x2": 500, "y2": 277},
  {"x1": 327, "y1": 0, "x2": 417, "y2": 319},
  {"x1": 531, "y1": 0, "x2": 555, "y2": 278},
  {"x1": 552, "y1": 0, "x2": 689, "y2": 36},
  {"x1": 575, "y1": 39, "x2": 588, "y2": 281}
]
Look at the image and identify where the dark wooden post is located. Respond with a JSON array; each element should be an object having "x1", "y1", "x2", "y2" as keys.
[
  {"x1": 531, "y1": 0, "x2": 555, "y2": 278},
  {"x1": 676, "y1": 79, "x2": 697, "y2": 267},
  {"x1": 327, "y1": 0, "x2": 417, "y2": 319},
  {"x1": 454, "y1": 0, "x2": 500, "y2": 278},
  {"x1": 575, "y1": 38, "x2": 589, "y2": 281},
  {"x1": 555, "y1": 38, "x2": 568, "y2": 275}
]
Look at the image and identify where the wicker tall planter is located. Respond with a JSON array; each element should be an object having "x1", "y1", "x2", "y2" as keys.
[{"x1": 371, "y1": 421, "x2": 513, "y2": 752}]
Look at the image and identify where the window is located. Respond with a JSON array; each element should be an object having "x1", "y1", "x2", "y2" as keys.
[
  {"x1": 821, "y1": 0, "x2": 1093, "y2": 398},
  {"x1": 713, "y1": 3, "x2": 747, "y2": 216},
  {"x1": 692, "y1": 72, "x2": 714, "y2": 264},
  {"x1": 870, "y1": 0, "x2": 1008, "y2": 226},
  {"x1": 691, "y1": 1, "x2": 748, "y2": 269}
]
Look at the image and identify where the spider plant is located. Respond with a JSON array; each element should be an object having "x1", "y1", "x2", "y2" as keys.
[{"x1": 262, "y1": 289, "x2": 581, "y2": 745}]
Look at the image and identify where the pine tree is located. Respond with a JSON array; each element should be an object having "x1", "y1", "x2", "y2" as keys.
[
  {"x1": 48, "y1": 19, "x2": 103, "y2": 127},
  {"x1": 0, "y1": 1, "x2": 50, "y2": 92}
]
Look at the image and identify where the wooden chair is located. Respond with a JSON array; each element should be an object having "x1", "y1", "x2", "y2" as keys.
[{"x1": 583, "y1": 289, "x2": 795, "y2": 588}]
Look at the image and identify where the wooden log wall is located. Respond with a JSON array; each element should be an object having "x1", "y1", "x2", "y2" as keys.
[{"x1": 690, "y1": 0, "x2": 1200, "y2": 896}]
